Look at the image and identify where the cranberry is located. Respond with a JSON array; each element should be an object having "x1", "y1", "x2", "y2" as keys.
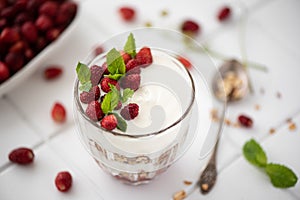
[
  {"x1": 35, "y1": 14, "x2": 53, "y2": 31},
  {"x1": 35, "y1": 37, "x2": 47, "y2": 51},
  {"x1": 0, "y1": 27, "x2": 20, "y2": 44},
  {"x1": 46, "y1": 28, "x2": 60, "y2": 42},
  {"x1": 55, "y1": 2, "x2": 77, "y2": 26},
  {"x1": 21, "y1": 21, "x2": 38, "y2": 43},
  {"x1": 9, "y1": 40, "x2": 27, "y2": 53},
  {"x1": 181, "y1": 20, "x2": 200, "y2": 36},
  {"x1": 14, "y1": 0, "x2": 29, "y2": 12},
  {"x1": 15, "y1": 12, "x2": 33, "y2": 25},
  {"x1": 55, "y1": 171, "x2": 72, "y2": 192},
  {"x1": 238, "y1": 114, "x2": 253, "y2": 128},
  {"x1": 0, "y1": 61, "x2": 10, "y2": 83},
  {"x1": 217, "y1": 6, "x2": 231, "y2": 22},
  {"x1": 5, "y1": 52, "x2": 24, "y2": 73},
  {"x1": 8, "y1": 147, "x2": 34, "y2": 165},
  {"x1": 44, "y1": 66, "x2": 63, "y2": 80},
  {"x1": 118, "y1": 6, "x2": 136, "y2": 22},
  {"x1": 1, "y1": 6, "x2": 16, "y2": 19},
  {"x1": 24, "y1": 47, "x2": 34, "y2": 60},
  {"x1": 39, "y1": 1, "x2": 58, "y2": 18},
  {"x1": 0, "y1": 0, "x2": 7, "y2": 10}
]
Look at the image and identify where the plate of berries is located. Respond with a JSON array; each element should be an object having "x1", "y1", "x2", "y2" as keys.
[{"x1": 0, "y1": 0, "x2": 79, "y2": 97}]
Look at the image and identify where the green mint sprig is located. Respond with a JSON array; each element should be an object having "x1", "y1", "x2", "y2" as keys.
[
  {"x1": 106, "y1": 48, "x2": 126, "y2": 76},
  {"x1": 76, "y1": 62, "x2": 92, "y2": 92},
  {"x1": 124, "y1": 33, "x2": 136, "y2": 57},
  {"x1": 243, "y1": 139, "x2": 298, "y2": 188}
]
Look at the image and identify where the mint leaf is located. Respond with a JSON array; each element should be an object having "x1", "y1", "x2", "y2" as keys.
[
  {"x1": 124, "y1": 33, "x2": 136, "y2": 57},
  {"x1": 76, "y1": 62, "x2": 91, "y2": 84},
  {"x1": 243, "y1": 139, "x2": 267, "y2": 168},
  {"x1": 112, "y1": 113, "x2": 127, "y2": 132},
  {"x1": 101, "y1": 92, "x2": 112, "y2": 114},
  {"x1": 105, "y1": 73, "x2": 124, "y2": 80},
  {"x1": 266, "y1": 163, "x2": 298, "y2": 188},
  {"x1": 121, "y1": 88, "x2": 134, "y2": 103},
  {"x1": 79, "y1": 81, "x2": 92, "y2": 92},
  {"x1": 106, "y1": 48, "x2": 126, "y2": 75},
  {"x1": 109, "y1": 84, "x2": 120, "y2": 110}
]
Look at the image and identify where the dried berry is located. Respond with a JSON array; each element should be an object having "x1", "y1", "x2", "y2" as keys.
[
  {"x1": 238, "y1": 114, "x2": 253, "y2": 128},
  {"x1": 39, "y1": 1, "x2": 58, "y2": 18},
  {"x1": 100, "y1": 77, "x2": 119, "y2": 93},
  {"x1": 217, "y1": 6, "x2": 231, "y2": 22},
  {"x1": 0, "y1": 27, "x2": 20, "y2": 43},
  {"x1": 0, "y1": 61, "x2": 10, "y2": 83},
  {"x1": 35, "y1": 15, "x2": 53, "y2": 31},
  {"x1": 136, "y1": 47, "x2": 152, "y2": 67},
  {"x1": 51, "y1": 102, "x2": 66, "y2": 123},
  {"x1": 120, "y1": 103, "x2": 139, "y2": 120},
  {"x1": 177, "y1": 56, "x2": 192, "y2": 68},
  {"x1": 121, "y1": 51, "x2": 131, "y2": 64},
  {"x1": 94, "y1": 45, "x2": 104, "y2": 56},
  {"x1": 120, "y1": 74, "x2": 140, "y2": 91},
  {"x1": 5, "y1": 52, "x2": 24, "y2": 73},
  {"x1": 85, "y1": 100, "x2": 104, "y2": 121},
  {"x1": 90, "y1": 65, "x2": 105, "y2": 86},
  {"x1": 181, "y1": 20, "x2": 200, "y2": 36},
  {"x1": 55, "y1": 171, "x2": 72, "y2": 192},
  {"x1": 118, "y1": 6, "x2": 135, "y2": 22},
  {"x1": 100, "y1": 114, "x2": 118, "y2": 130},
  {"x1": 46, "y1": 28, "x2": 60, "y2": 42},
  {"x1": 125, "y1": 59, "x2": 139, "y2": 72},
  {"x1": 44, "y1": 66, "x2": 62, "y2": 80},
  {"x1": 9, "y1": 147, "x2": 34, "y2": 165},
  {"x1": 80, "y1": 86, "x2": 100, "y2": 104},
  {"x1": 21, "y1": 21, "x2": 38, "y2": 43}
]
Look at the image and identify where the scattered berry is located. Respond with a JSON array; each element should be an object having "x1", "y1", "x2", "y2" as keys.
[
  {"x1": 55, "y1": 171, "x2": 72, "y2": 192},
  {"x1": 238, "y1": 115, "x2": 253, "y2": 128},
  {"x1": 44, "y1": 66, "x2": 63, "y2": 80},
  {"x1": 85, "y1": 100, "x2": 104, "y2": 121},
  {"x1": 51, "y1": 102, "x2": 66, "y2": 123},
  {"x1": 125, "y1": 59, "x2": 139, "y2": 72},
  {"x1": 94, "y1": 45, "x2": 104, "y2": 56},
  {"x1": 80, "y1": 86, "x2": 100, "y2": 104},
  {"x1": 120, "y1": 74, "x2": 141, "y2": 91},
  {"x1": 101, "y1": 114, "x2": 118, "y2": 130},
  {"x1": 178, "y1": 56, "x2": 192, "y2": 69},
  {"x1": 90, "y1": 65, "x2": 105, "y2": 86},
  {"x1": 118, "y1": 6, "x2": 136, "y2": 22},
  {"x1": 100, "y1": 77, "x2": 119, "y2": 93},
  {"x1": 121, "y1": 103, "x2": 139, "y2": 120},
  {"x1": 0, "y1": 61, "x2": 10, "y2": 83},
  {"x1": 136, "y1": 47, "x2": 153, "y2": 67},
  {"x1": 9, "y1": 147, "x2": 34, "y2": 165},
  {"x1": 181, "y1": 20, "x2": 200, "y2": 36},
  {"x1": 217, "y1": 6, "x2": 231, "y2": 22}
]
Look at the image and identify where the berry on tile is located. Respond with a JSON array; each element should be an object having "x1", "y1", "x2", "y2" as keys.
[
  {"x1": 9, "y1": 147, "x2": 34, "y2": 165},
  {"x1": 55, "y1": 171, "x2": 72, "y2": 192},
  {"x1": 51, "y1": 102, "x2": 67, "y2": 123}
]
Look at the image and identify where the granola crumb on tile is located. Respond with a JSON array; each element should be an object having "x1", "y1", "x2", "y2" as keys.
[
  {"x1": 160, "y1": 9, "x2": 169, "y2": 17},
  {"x1": 288, "y1": 122, "x2": 296, "y2": 131},
  {"x1": 183, "y1": 180, "x2": 192, "y2": 185},
  {"x1": 254, "y1": 104, "x2": 261, "y2": 111},
  {"x1": 210, "y1": 108, "x2": 219, "y2": 122},
  {"x1": 225, "y1": 118, "x2": 231, "y2": 126},
  {"x1": 269, "y1": 128, "x2": 276, "y2": 134},
  {"x1": 173, "y1": 190, "x2": 186, "y2": 200},
  {"x1": 144, "y1": 21, "x2": 153, "y2": 27}
]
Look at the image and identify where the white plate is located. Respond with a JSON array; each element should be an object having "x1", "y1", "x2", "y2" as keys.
[{"x1": 0, "y1": 3, "x2": 81, "y2": 97}]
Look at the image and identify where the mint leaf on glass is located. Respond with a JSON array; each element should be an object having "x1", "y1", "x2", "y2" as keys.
[
  {"x1": 106, "y1": 48, "x2": 126, "y2": 75},
  {"x1": 112, "y1": 113, "x2": 127, "y2": 132},
  {"x1": 266, "y1": 163, "x2": 298, "y2": 188},
  {"x1": 79, "y1": 81, "x2": 92, "y2": 92},
  {"x1": 101, "y1": 92, "x2": 112, "y2": 114},
  {"x1": 243, "y1": 139, "x2": 267, "y2": 168},
  {"x1": 76, "y1": 62, "x2": 92, "y2": 91},
  {"x1": 121, "y1": 88, "x2": 134, "y2": 103},
  {"x1": 124, "y1": 33, "x2": 136, "y2": 58}
]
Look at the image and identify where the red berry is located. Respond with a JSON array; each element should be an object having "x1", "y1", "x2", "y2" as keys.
[
  {"x1": 21, "y1": 21, "x2": 38, "y2": 43},
  {"x1": 100, "y1": 114, "x2": 118, "y2": 130},
  {"x1": 0, "y1": 62, "x2": 10, "y2": 83},
  {"x1": 90, "y1": 65, "x2": 105, "y2": 86},
  {"x1": 39, "y1": 1, "x2": 58, "y2": 18},
  {"x1": 5, "y1": 52, "x2": 24, "y2": 73},
  {"x1": 100, "y1": 77, "x2": 119, "y2": 93},
  {"x1": 80, "y1": 86, "x2": 100, "y2": 104},
  {"x1": 181, "y1": 20, "x2": 200, "y2": 36},
  {"x1": 94, "y1": 45, "x2": 104, "y2": 56},
  {"x1": 51, "y1": 102, "x2": 66, "y2": 123},
  {"x1": 125, "y1": 59, "x2": 139, "y2": 72},
  {"x1": 136, "y1": 47, "x2": 152, "y2": 67},
  {"x1": 118, "y1": 6, "x2": 135, "y2": 22},
  {"x1": 9, "y1": 40, "x2": 27, "y2": 54},
  {"x1": 177, "y1": 55, "x2": 192, "y2": 69},
  {"x1": 9, "y1": 147, "x2": 34, "y2": 165},
  {"x1": 55, "y1": 2, "x2": 77, "y2": 26},
  {"x1": 85, "y1": 100, "x2": 104, "y2": 121},
  {"x1": 217, "y1": 6, "x2": 231, "y2": 22},
  {"x1": 238, "y1": 115, "x2": 253, "y2": 128},
  {"x1": 35, "y1": 15, "x2": 53, "y2": 31},
  {"x1": 120, "y1": 74, "x2": 140, "y2": 91},
  {"x1": 55, "y1": 171, "x2": 72, "y2": 192},
  {"x1": 44, "y1": 66, "x2": 62, "y2": 80},
  {"x1": 121, "y1": 51, "x2": 131, "y2": 64},
  {"x1": 0, "y1": 27, "x2": 20, "y2": 43},
  {"x1": 46, "y1": 28, "x2": 60, "y2": 42},
  {"x1": 120, "y1": 103, "x2": 139, "y2": 120},
  {"x1": 15, "y1": 12, "x2": 33, "y2": 25}
]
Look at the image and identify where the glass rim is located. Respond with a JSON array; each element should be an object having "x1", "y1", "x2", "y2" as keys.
[{"x1": 73, "y1": 49, "x2": 196, "y2": 138}]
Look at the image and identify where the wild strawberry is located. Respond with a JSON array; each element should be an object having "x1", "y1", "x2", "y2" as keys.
[
  {"x1": 0, "y1": 62, "x2": 10, "y2": 83},
  {"x1": 121, "y1": 51, "x2": 131, "y2": 64},
  {"x1": 217, "y1": 6, "x2": 231, "y2": 22},
  {"x1": 100, "y1": 114, "x2": 118, "y2": 130},
  {"x1": 238, "y1": 114, "x2": 253, "y2": 128},
  {"x1": 9, "y1": 147, "x2": 34, "y2": 165},
  {"x1": 85, "y1": 101, "x2": 104, "y2": 121},
  {"x1": 181, "y1": 20, "x2": 200, "y2": 37},
  {"x1": 55, "y1": 171, "x2": 72, "y2": 192},
  {"x1": 80, "y1": 86, "x2": 100, "y2": 104},
  {"x1": 44, "y1": 66, "x2": 62, "y2": 80},
  {"x1": 136, "y1": 47, "x2": 152, "y2": 67},
  {"x1": 120, "y1": 74, "x2": 140, "y2": 91},
  {"x1": 100, "y1": 77, "x2": 119, "y2": 93},
  {"x1": 90, "y1": 65, "x2": 105, "y2": 86},
  {"x1": 126, "y1": 59, "x2": 139, "y2": 72},
  {"x1": 178, "y1": 56, "x2": 192, "y2": 69},
  {"x1": 51, "y1": 102, "x2": 66, "y2": 123},
  {"x1": 120, "y1": 103, "x2": 139, "y2": 120},
  {"x1": 118, "y1": 6, "x2": 135, "y2": 22}
]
